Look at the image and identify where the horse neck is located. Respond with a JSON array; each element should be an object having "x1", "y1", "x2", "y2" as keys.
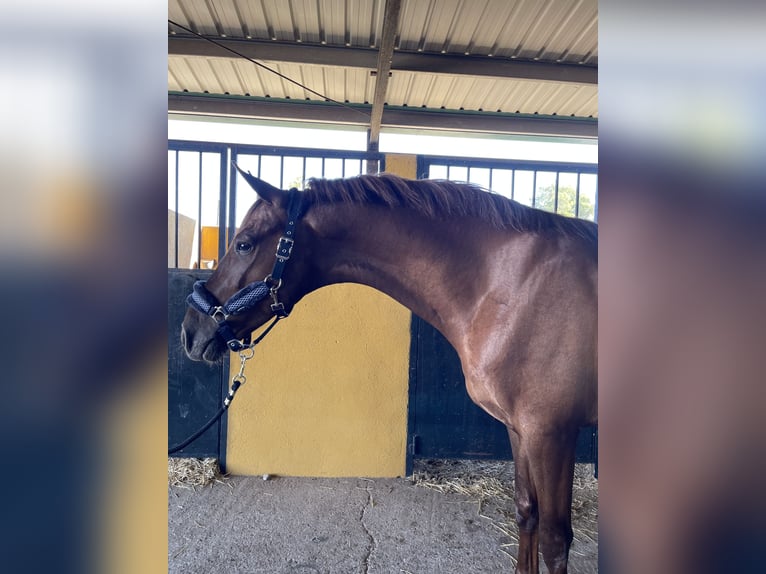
[{"x1": 308, "y1": 204, "x2": 484, "y2": 339}]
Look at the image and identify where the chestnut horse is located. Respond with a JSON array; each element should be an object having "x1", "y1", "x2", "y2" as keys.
[{"x1": 181, "y1": 172, "x2": 597, "y2": 574}]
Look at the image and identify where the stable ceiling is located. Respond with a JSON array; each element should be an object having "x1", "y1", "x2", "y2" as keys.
[{"x1": 168, "y1": 0, "x2": 598, "y2": 146}]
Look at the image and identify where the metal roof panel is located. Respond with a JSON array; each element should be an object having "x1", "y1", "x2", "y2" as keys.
[{"x1": 168, "y1": 0, "x2": 598, "y2": 131}]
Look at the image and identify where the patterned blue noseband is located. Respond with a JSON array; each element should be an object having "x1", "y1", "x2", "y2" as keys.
[{"x1": 186, "y1": 186, "x2": 303, "y2": 352}]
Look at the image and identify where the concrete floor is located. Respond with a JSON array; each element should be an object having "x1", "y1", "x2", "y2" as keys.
[{"x1": 169, "y1": 465, "x2": 598, "y2": 574}]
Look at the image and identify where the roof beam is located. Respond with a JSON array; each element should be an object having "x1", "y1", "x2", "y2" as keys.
[
  {"x1": 168, "y1": 36, "x2": 597, "y2": 86},
  {"x1": 168, "y1": 94, "x2": 598, "y2": 139},
  {"x1": 394, "y1": 51, "x2": 597, "y2": 85},
  {"x1": 367, "y1": 0, "x2": 402, "y2": 173}
]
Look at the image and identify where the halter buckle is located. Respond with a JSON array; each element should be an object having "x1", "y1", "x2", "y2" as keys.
[
  {"x1": 211, "y1": 307, "x2": 229, "y2": 324},
  {"x1": 269, "y1": 283, "x2": 289, "y2": 317},
  {"x1": 270, "y1": 301, "x2": 287, "y2": 316},
  {"x1": 275, "y1": 236, "x2": 294, "y2": 262},
  {"x1": 264, "y1": 275, "x2": 282, "y2": 295}
]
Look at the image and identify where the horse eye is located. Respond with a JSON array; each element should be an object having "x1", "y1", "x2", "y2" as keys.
[{"x1": 235, "y1": 241, "x2": 253, "y2": 254}]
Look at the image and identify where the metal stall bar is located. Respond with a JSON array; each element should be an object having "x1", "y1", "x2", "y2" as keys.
[
  {"x1": 218, "y1": 150, "x2": 228, "y2": 266},
  {"x1": 575, "y1": 172, "x2": 581, "y2": 218},
  {"x1": 418, "y1": 155, "x2": 597, "y2": 219},
  {"x1": 174, "y1": 150, "x2": 179, "y2": 268},
  {"x1": 197, "y1": 152, "x2": 202, "y2": 270},
  {"x1": 511, "y1": 169, "x2": 516, "y2": 200}
]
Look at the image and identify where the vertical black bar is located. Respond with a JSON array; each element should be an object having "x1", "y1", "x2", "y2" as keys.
[
  {"x1": 227, "y1": 146, "x2": 238, "y2": 248},
  {"x1": 405, "y1": 314, "x2": 419, "y2": 476},
  {"x1": 280, "y1": 155, "x2": 285, "y2": 188},
  {"x1": 593, "y1": 428, "x2": 598, "y2": 478},
  {"x1": 532, "y1": 171, "x2": 537, "y2": 207},
  {"x1": 321, "y1": 157, "x2": 325, "y2": 178},
  {"x1": 197, "y1": 152, "x2": 203, "y2": 269},
  {"x1": 174, "y1": 150, "x2": 179, "y2": 269},
  {"x1": 593, "y1": 174, "x2": 599, "y2": 222},
  {"x1": 488, "y1": 168, "x2": 494, "y2": 192},
  {"x1": 302, "y1": 156, "x2": 307, "y2": 188},
  {"x1": 217, "y1": 149, "x2": 227, "y2": 266},
  {"x1": 554, "y1": 171, "x2": 560, "y2": 213},
  {"x1": 416, "y1": 155, "x2": 427, "y2": 179},
  {"x1": 511, "y1": 169, "x2": 515, "y2": 200},
  {"x1": 575, "y1": 172, "x2": 581, "y2": 218}
]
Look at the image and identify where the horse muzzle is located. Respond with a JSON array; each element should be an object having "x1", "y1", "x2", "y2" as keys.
[
  {"x1": 181, "y1": 317, "x2": 226, "y2": 362},
  {"x1": 185, "y1": 279, "x2": 276, "y2": 353}
]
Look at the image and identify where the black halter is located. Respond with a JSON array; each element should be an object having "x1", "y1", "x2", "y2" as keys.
[{"x1": 186, "y1": 188, "x2": 304, "y2": 351}]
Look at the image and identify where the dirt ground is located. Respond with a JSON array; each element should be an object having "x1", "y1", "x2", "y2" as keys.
[{"x1": 168, "y1": 460, "x2": 598, "y2": 573}]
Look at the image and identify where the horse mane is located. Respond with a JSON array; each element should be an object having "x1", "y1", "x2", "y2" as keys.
[{"x1": 305, "y1": 173, "x2": 597, "y2": 244}]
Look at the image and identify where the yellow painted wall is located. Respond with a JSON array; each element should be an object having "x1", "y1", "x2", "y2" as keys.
[
  {"x1": 225, "y1": 154, "x2": 417, "y2": 477},
  {"x1": 384, "y1": 154, "x2": 418, "y2": 179},
  {"x1": 226, "y1": 285, "x2": 411, "y2": 476},
  {"x1": 200, "y1": 226, "x2": 227, "y2": 269}
]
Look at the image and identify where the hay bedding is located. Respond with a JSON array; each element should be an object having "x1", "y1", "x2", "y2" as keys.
[
  {"x1": 411, "y1": 459, "x2": 598, "y2": 564},
  {"x1": 168, "y1": 457, "x2": 227, "y2": 488}
]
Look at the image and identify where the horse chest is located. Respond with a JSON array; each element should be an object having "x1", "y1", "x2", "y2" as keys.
[{"x1": 463, "y1": 376, "x2": 515, "y2": 425}]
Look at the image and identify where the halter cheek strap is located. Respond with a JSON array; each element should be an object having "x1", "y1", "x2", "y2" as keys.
[
  {"x1": 264, "y1": 187, "x2": 302, "y2": 316},
  {"x1": 186, "y1": 187, "x2": 304, "y2": 351}
]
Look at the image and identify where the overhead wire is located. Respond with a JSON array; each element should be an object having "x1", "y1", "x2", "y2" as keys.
[{"x1": 168, "y1": 19, "x2": 371, "y2": 120}]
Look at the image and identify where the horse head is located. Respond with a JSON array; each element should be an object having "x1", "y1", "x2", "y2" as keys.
[{"x1": 181, "y1": 170, "x2": 314, "y2": 362}]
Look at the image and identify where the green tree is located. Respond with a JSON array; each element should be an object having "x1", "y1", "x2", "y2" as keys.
[
  {"x1": 534, "y1": 185, "x2": 594, "y2": 220},
  {"x1": 286, "y1": 175, "x2": 306, "y2": 190}
]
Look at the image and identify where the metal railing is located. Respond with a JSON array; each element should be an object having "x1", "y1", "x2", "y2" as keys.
[
  {"x1": 168, "y1": 141, "x2": 598, "y2": 270},
  {"x1": 418, "y1": 155, "x2": 598, "y2": 221},
  {"x1": 168, "y1": 140, "x2": 382, "y2": 269}
]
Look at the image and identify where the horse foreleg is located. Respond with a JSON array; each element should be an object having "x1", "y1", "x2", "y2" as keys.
[
  {"x1": 508, "y1": 427, "x2": 577, "y2": 574},
  {"x1": 526, "y1": 427, "x2": 578, "y2": 574},
  {"x1": 508, "y1": 428, "x2": 540, "y2": 574}
]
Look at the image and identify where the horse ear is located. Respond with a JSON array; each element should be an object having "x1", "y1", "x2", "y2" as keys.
[{"x1": 233, "y1": 162, "x2": 285, "y2": 205}]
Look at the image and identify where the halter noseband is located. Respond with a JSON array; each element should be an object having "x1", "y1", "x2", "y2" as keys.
[{"x1": 186, "y1": 187, "x2": 304, "y2": 352}]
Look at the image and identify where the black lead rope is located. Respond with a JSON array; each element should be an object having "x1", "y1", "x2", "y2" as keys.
[{"x1": 168, "y1": 315, "x2": 283, "y2": 455}]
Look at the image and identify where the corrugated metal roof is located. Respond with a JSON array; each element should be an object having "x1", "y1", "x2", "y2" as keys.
[
  {"x1": 168, "y1": 55, "x2": 377, "y2": 104},
  {"x1": 170, "y1": 0, "x2": 596, "y2": 62},
  {"x1": 169, "y1": 55, "x2": 598, "y2": 117},
  {"x1": 386, "y1": 69, "x2": 597, "y2": 116},
  {"x1": 168, "y1": 0, "x2": 598, "y2": 134},
  {"x1": 396, "y1": 0, "x2": 596, "y2": 64},
  {"x1": 169, "y1": 0, "x2": 387, "y2": 46}
]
